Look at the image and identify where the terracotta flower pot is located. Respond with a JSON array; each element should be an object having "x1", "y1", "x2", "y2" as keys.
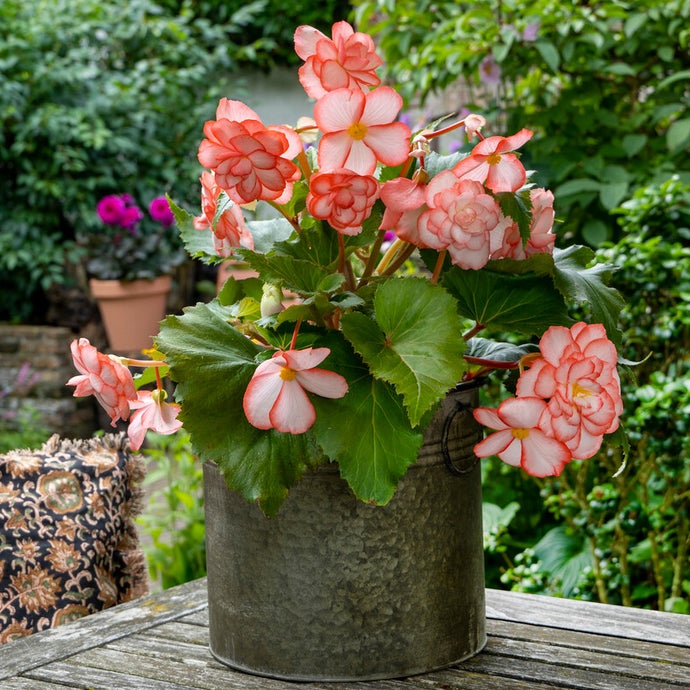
[{"x1": 89, "y1": 275, "x2": 171, "y2": 353}]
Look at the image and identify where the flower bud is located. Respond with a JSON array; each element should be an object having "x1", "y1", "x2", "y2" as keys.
[{"x1": 261, "y1": 284, "x2": 284, "y2": 317}]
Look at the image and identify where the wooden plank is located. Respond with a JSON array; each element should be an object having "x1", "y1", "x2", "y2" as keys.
[
  {"x1": 482, "y1": 636, "x2": 690, "y2": 686},
  {"x1": 0, "y1": 578, "x2": 208, "y2": 681},
  {"x1": 0, "y1": 680, "x2": 69, "y2": 690},
  {"x1": 488, "y1": 618, "x2": 690, "y2": 666},
  {"x1": 458, "y1": 647, "x2": 683, "y2": 690},
  {"x1": 29, "y1": 647, "x2": 411, "y2": 690},
  {"x1": 24, "y1": 663, "x2": 205, "y2": 690},
  {"x1": 180, "y1": 608, "x2": 210, "y2": 626},
  {"x1": 486, "y1": 588, "x2": 690, "y2": 646},
  {"x1": 139, "y1": 620, "x2": 211, "y2": 646}
]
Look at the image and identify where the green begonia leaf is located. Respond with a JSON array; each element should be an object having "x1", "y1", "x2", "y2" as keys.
[
  {"x1": 311, "y1": 334, "x2": 424, "y2": 505},
  {"x1": 170, "y1": 198, "x2": 218, "y2": 264},
  {"x1": 340, "y1": 278, "x2": 466, "y2": 427},
  {"x1": 442, "y1": 262, "x2": 573, "y2": 335},
  {"x1": 155, "y1": 300, "x2": 323, "y2": 517},
  {"x1": 552, "y1": 246, "x2": 625, "y2": 345}
]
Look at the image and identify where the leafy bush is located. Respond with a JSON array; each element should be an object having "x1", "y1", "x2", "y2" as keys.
[
  {"x1": 0, "y1": 0, "x2": 266, "y2": 323},
  {"x1": 0, "y1": 363, "x2": 51, "y2": 453},
  {"x1": 137, "y1": 431, "x2": 206, "y2": 590},
  {"x1": 158, "y1": 0, "x2": 354, "y2": 67},
  {"x1": 354, "y1": 0, "x2": 690, "y2": 245}
]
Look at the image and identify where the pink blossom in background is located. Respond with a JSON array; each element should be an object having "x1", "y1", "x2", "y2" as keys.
[
  {"x1": 67, "y1": 338, "x2": 136, "y2": 426},
  {"x1": 517, "y1": 323, "x2": 623, "y2": 459},
  {"x1": 453, "y1": 128, "x2": 533, "y2": 193},
  {"x1": 148, "y1": 196, "x2": 175, "y2": 226},
  {"x1": 193, "y1": 171, "x2": 254, "y2": 255},
  {"x1": 473, "y1": 397, "x2": 571, "y2": 477},
  {"x1": 197, "y1": 98, "x2": 303, "y2": 205},
  {"x1": 294, "y1": 21, "x2": 382, "y2": 99},
  {"x1": 119, "y1": 204, "x2": 143, "y2": 229},
  {"x1": 522, "y1": 22, "x2": 540, "y2": 42},
  {"x1": 479, "y1": 55, "x2": 502, "y2": 85},
  {"x1": 315, "y1": 87, "x2": 412, "y2": 175},
  {"x1": 127, "y1": 390, "x2": 183, "y2": 450},
  {"x1": 243, "y1": 348, "x2": 348, "y2": 434},
  {"x1": 306, "y1": 169, "x2": 380, "y2": 235},
  {"x1": 96, "y1": 195, "x2": 127, "y2": 225},
  {"x1": 417, "y1": 173, "x2": 502, "y2": 270}
]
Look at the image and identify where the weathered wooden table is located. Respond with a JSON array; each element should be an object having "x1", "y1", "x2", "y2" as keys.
[{"x1": 1, "y1": 577, "x2": 688, "y2": 689}]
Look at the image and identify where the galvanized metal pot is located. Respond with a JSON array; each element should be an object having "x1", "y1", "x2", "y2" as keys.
[{"x1": 203, "y1": 382, "x2": 486, "y2": 681}]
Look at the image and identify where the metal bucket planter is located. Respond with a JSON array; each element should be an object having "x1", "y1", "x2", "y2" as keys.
[{"x1": 203, "y1": 383, "x2": 486, "y2": 682}]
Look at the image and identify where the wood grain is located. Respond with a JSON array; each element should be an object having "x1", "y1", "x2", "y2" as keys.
[{"x1": 1, "y1": 578, "x2": 688, "y2": 690}]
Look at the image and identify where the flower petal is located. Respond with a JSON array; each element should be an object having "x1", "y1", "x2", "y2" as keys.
[{"x1": 269, "y1": 380, "x2": 316, "y2": 434}]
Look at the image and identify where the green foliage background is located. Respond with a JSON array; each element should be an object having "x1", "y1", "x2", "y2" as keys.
[
  {"x1": 353, "y1": 0, "x2": 690, "y2": 246},
  {"x1": 0, "y1": 0, "x2": 351, "y2": 323}
]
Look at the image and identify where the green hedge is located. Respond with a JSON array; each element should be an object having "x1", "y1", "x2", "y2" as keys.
[{"x1": 354, "y1": 0, "x2": 690, "y2": 246}]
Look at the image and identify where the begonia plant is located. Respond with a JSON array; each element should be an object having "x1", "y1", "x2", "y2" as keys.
[{"x1": 68, "y1": 21, "x2": 626, "y2": 516}]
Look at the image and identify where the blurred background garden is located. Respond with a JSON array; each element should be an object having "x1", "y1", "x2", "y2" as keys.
[{"x1": 1, "y1": 0, "x2": 688, "y2": 612}]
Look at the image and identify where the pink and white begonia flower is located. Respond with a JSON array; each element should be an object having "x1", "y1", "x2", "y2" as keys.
[
  {"x1": 379, "y1": 176, "x2": 428, "y2": 245},
  {"x1": 194, "y1": 171, "x2": 254, "y2": 255},
  {"x1": 453, "y1": 128, "x2": 533, "y2": 193},
  {"x1": 525, "y1": 188, "x2": 556, "y2": 256},
  {"x1": 416, "y1": 173, "x2": 505, "y2": 270},
  {"x1": 488, "y1": 187, "x2": 556, "y2": 260},
  {"x1": 314, "y1": 87, "x2": 412, "y2": 176},
  {"x1": 243, "y1": 348, "x2": 348, "y2": 435},
  {"x1": 517, "y1": 323, "x2": 623, "y2": 459},
  {"x1": 306, "y1": 169, "x2": 380, "y2": 235},
  {"x1": 127, "y1": 390, "x2": 183, "y2": 451},
  {"x1": 294, "y1": 21, "x2": 382, "y2": 99},
  {"x1": 197, "y1": 98, "x2": 303, "y2": 205},
  {"x1": 473, "y1": 397, "x2": 571, "y2": 477},
  {"x1": 67, "y1": 338, "x2": 136, "y2": 426}
]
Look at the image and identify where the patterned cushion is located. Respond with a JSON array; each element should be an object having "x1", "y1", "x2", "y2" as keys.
[{"x1": 0, "y1": 434, "x2": 149, "y2": 643}]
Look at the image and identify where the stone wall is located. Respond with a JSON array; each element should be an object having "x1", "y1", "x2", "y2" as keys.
[{"x1": 0, "y1": 324, "x2": 98, "y2": 441}]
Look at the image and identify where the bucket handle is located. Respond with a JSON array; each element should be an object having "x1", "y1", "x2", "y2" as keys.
[{"x1": 441, "y1": 398, "x2": 482, "y2": 476}]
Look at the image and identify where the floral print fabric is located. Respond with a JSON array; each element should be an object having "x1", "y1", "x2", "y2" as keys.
[{"x1": 0, "y1": 434, "x2": 148, "y2": 643}]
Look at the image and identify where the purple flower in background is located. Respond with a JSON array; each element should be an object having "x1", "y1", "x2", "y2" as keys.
[
  {"x1": 149, "y1": 196, "x2": 175, "y2": 226},
  {"x1": 96, "y1": 195, "x2": 127, "y2": 225},
  {"x1": 120, "y1": 204, "x2": 144, "y2": 228},
  {"x1": 522, "y1": 22, "x2": 540, "y2": 42},
  {"x1": 479, "y1": 55, "x2": 502, "y2": 85}
]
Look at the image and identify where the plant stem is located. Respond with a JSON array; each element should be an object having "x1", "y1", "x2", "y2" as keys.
[
  {"x1": 381, "y1": 242, "x2": 417, "y2": 276},
  {"x1": 430, "y1": 250, "x2": 446, "y2": 284},
  {"x1": 463, "y1": 322, "x2": 485, "y2": 340},
  {"x1": 359, "y1": 230, "x2": 387, "y2": 287}
]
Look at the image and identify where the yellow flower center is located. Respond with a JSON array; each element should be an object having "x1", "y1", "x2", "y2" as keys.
[
  {"x1": 511, "y1": 428, "x2": 530, "y2": 440},
  {"x1": 486, "y1": 152, "x2": 502, "y2": 165},
  {"x1": 279, "y1": 367, "x2": 297, "y2": 381},
  {"x1": 572, "y1": 381, "x2": 592, "y2": 399},
  {"x1": 347, "y1": 122, "x2": 368, "y2": 140}
]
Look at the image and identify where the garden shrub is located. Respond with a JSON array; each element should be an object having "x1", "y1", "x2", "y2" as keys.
[
  {"x1": 0, "y1": 0, "x2": 267, "y2": 323},
  {"x1": 138, "y1": 431, "x2": 207, "y2": 590},
  {"x1": 353, "y1": 0, "x2": 690, "y2": 246},
  {"x1": 158, "y1": 0, "x2": 354, "y2": 67}
]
